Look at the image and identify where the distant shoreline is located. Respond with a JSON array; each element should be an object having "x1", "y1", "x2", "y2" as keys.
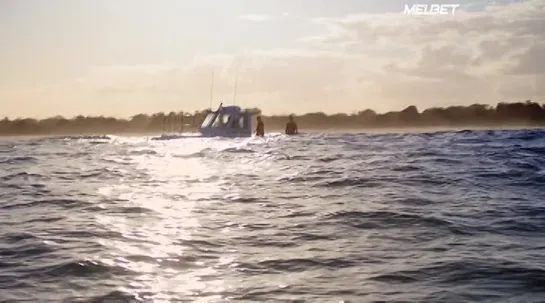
[{"x1": 2, "y1": 100, "x2": 544, "y2": 137}]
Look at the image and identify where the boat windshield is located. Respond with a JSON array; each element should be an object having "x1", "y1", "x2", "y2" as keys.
[{"x1": 200, "y1": 113, "x2": 217, "y2": 128}]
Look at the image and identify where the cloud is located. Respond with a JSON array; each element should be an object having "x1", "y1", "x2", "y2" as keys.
[
  {"x1": 506, "y1": 42, "x2": 545, "y2": 75},
  {"x1": 293, "y1": 0, "x2": 545, "y2": 108},
  {"x1": 239, "y1": 14, "x2": 272, "y2": 22}
]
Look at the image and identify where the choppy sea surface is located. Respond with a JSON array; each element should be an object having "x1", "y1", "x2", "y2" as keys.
[{"x1": 1, "y1": 129, "x2": 545, "y2": 303}]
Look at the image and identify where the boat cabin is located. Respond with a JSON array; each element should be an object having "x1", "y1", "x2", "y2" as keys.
[{"x1": 198, "y1": 104, "x2": 253, "y2": 137}]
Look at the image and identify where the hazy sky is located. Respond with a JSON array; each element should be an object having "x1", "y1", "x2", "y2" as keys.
[{"x1": 1, "y1": 0, "x2": 543, "y2": 118}]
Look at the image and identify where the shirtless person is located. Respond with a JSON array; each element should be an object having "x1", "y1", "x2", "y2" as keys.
[
  {"x1": 285, "y1": 115, "x2": 298, "y2": 135},
  {"x1": 255, "y1": 116, "x2": 264, "y2": 137}
]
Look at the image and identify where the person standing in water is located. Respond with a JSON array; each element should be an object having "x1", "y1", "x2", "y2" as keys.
[
  {"x1": 285, "y1": 114, "x2": 298, "y2": 135},
  {"x1": 255, "y1": 116, "x2": 264, "y2": 137}
]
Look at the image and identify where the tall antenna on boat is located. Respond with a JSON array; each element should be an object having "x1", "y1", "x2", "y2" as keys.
[
  {"x1": 232, "y1": 71, "x2": 239, "y2": 106},
  {"x1": 209, "y1": 69, "x2": 215, "y2": 110}
]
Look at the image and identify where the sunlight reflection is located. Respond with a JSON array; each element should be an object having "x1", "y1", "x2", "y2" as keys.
[{"x1": 92, "y1": 137, "x2": 251, "y2": 300}]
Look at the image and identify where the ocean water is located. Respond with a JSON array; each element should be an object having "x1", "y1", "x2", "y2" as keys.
[{"x1": 1, "y1": 129, "x2": 545, "y2": 303}]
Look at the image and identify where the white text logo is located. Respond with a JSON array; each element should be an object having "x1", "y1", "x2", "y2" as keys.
[{"x1": 403, "y1": 4, "x2": 460, "y2": 15}]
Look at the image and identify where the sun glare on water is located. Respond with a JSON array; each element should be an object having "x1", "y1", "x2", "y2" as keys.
[{"x1": 92, "y1": 135, "x2": 282, "y2": 301}]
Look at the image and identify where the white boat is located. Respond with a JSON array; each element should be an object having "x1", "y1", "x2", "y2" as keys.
[
  {"x1": 151, "y1": 66, "x2": 256, "y2": 140},
  {"x1": 151, "y1": 103, "x2": 255, "y2": 140},
  {"x1": 198, "y1": 103, "x2": 254, "y2": 137}
]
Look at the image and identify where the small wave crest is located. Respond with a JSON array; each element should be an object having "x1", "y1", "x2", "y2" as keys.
[{"x1": 0, "y1": 156, "x2": 38, "y2": 165}]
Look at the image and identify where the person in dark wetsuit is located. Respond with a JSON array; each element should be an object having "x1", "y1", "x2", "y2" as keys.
[
  {"x1": 255, "y1": 116, "x2": 264, "y2": 137},
  {"x1": 285, "y1": 115, "x2": 298, "y2": 135}
]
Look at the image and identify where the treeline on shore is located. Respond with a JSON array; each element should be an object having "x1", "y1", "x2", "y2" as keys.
[{"x1": 1, "y1": 100, "x2": 544, "y2": 136}]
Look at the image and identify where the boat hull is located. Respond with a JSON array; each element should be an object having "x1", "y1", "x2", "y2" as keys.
[
  {"x1": 198, "y1": 127, "x2": 251, "y2": 138},
  {"x1": 150, "y1": 132, "x2": 251, "y2": 140}
]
